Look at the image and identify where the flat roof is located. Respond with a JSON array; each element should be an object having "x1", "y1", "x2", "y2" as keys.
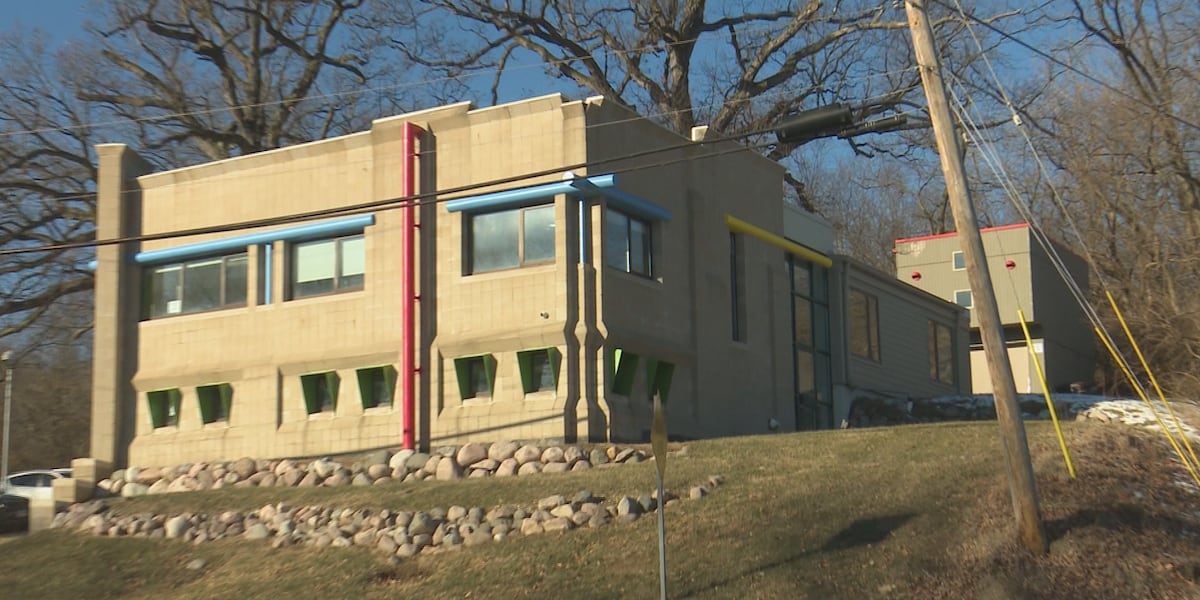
[{"x1": 894, "y1": 222, "x2": 1028, "y2": 245}]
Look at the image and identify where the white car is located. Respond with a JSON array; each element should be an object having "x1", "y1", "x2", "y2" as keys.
[{"x1": 2, "y1": 468, "x2": 71, "y2": 501}]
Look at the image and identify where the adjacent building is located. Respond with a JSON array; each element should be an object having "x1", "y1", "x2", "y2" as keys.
[
  {"x1": 91, "y1": 94, "x2": 971, "y2": 468},
  {"x1": 894, "y1": 224, "x2": 1095, "y2": 394}
]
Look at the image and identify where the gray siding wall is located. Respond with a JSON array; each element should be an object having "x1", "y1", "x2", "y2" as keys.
[
  {"x1": 1031, "y1": 239, "x2": 1095, "y2": 388},
  {"x1": 833, "y1": 257, "x2": 971, "y2": 399}
]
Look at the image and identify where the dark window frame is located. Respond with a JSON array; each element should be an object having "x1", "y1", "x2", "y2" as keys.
[
  {"x1": 929, "y1": 321, "x2": 956, "y2": 385},
  {"x1": 848, "y1": 288, "x2": 881, "y2": 363},
  {"x1": 604, "y1": 207, "x2": 653, "y2": 278},
  {"x1": 289, "y1": 234, "x2": 365, "y2": 299},
  {"x1": 143, "y1": 253, "x2": 248, "y2": 319},
  {"x1": 954, "y1": 289, "x2": 974, "y2": 309},
  {"x1": 467, "y1": 203, "x2": 556, "y2": 274}
]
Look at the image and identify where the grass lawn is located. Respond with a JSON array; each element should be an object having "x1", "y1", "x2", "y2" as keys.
[{"x1": 1, "y1": 421, "x2": 1198, "y2": 599}]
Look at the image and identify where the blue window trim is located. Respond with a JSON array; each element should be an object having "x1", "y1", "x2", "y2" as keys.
[
  {"x1": 133, "y1": 214, "x2": 375, "y2": 266},
  {"x1": 445, "y1": 173, "x2": 671, "y2": 222}
]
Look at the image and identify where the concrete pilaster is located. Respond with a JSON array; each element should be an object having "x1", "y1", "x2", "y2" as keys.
[{"x1": 90, "y1": 144, "x2": 151, "y2": 468}]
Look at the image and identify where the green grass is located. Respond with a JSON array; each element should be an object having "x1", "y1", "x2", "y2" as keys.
[{"x1": 1, "y1": 421, "x2": 1197, "y2": 599}]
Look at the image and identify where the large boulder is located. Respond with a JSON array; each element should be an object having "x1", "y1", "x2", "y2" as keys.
[
  {"x1": 456, "y1": 443, "x2": 487, "y2": 467},
  {"x1": 487, "y1": 441, "x2": 520, "y2": 462}
]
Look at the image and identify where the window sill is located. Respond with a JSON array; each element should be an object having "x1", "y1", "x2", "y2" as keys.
[
  {"x1": 286, "y1": 288, "x2": 366, "y2": 304},
  {"x1": 202, "y1": 421, "x2": 230, "y2": 430},
  {"x1": 523, "y1": 390, "x2": 558, "y2": 402},
  {"x1": 306, "y1": 411, "x2": 337, "y2": 421},
  {"x1": 464, "y1": 263, "x2": 556, "y2": 281},
  {"x1": 141, "y1": 304, "x2": 248, "y2": 323},
  {"x1": 604, "y1": 266, "x2": 662, "y2": 287},
  {"x1": 151, "y1": 426, "x2": 179, "y2": 434},
  {"x1": 363, "y1": 405, "x2": 394, "y2": 416},
  {"x1": 461, "y1": 396, "x2": 494, "y2": 407}
]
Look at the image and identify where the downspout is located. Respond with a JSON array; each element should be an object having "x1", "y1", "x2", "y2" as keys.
[{"x1": 402, "y1": 122, "x2": 424, "y2": 450}]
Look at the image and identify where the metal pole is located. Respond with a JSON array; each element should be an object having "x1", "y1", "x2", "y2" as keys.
[
  {"x1": 905, "y1": 0, "x2": 1048, "y2": 554},
  {"x1": 1, "y1": 350, "x2": 13, "y2": 488},
  {"x1": 656, "y1": 468, "x2": 667, "y2": 600}
]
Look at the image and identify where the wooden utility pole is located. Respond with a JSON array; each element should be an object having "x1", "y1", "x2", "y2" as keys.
[{"x1": 905, "y1": 0, "x2": 1048, "y2": 555}]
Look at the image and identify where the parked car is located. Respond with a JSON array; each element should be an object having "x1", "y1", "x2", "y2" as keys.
[
  {"x1": 1, "y1": 468, "x2": 71, "y2": 501},
  {"x1": 0, "y1": 492, "x2": 30, "y2": 533}
]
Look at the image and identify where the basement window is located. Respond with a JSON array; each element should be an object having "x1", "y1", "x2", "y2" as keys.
[
  {"x1": 611, "y1": 348, "x2": 640, "y2": 396},
  {"x1": 646, "y1": 359, "x2": 675, "y2": 403},
  {"x1": 147, "y1": 388, "x2": 182, "y2": 429},
  {"x1": 357, "y1": 366, "x2": 396, "y2": 409},
  {"x1": 197, "y1": 383, "x2": 233, "y2": 424},
  {"x1": 518, "y1": 348, "x2": 560, "y2": 395},
  {"x1": 301, "y1": 372, "x2": 339, "y2": 414},
  {"x1": 454, "y1": 355, "x2": 497, "y2": 400}
]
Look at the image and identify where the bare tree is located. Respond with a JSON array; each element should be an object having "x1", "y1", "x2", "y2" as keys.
[
  {"x1": 1033, "y1": 0, "x2": 1200, "y2": 395},
  {"x1": 0, "y1": 0, "x2": 411, "y2": 345},
  {"x1": 392, "y1": 2, "x2": 1019, "y2": 205}
]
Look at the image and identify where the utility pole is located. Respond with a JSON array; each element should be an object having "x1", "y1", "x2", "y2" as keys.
[
  {"x1": 905, "y1": 0, "x2": 1048, "y2": 554},
  {"x1": 1, "y1": 350, "x2": 12, "y2": 489}
]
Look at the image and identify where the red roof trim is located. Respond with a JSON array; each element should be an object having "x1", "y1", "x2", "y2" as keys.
[{"x1": 894, "y1": 222, "x2": 1029, "y2": 245}]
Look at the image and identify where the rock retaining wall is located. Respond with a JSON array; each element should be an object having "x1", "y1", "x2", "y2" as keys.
[
  {"x1": 95, "y1": 442, "x2": 648, "y2": 499},
  {"x1": 53, "y1": 475, "x2": 725, "y2": 560}
]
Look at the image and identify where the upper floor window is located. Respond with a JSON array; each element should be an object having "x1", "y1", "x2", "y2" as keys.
[
  {"x1": 290, "y1": 234, "x2": 364, "y2": 298},
  {"x1": 605, "y1": 208, "x2": 652, "y2": 277},
  {"x1": 954, "y1": 289, "x2": 974, "y2": 309},
  {"x1": 928, "y1": 321, "x2": 955, "y2": 385},
  {"x1": 145, "y1": 253, "x2": 247, "y2": 319},
  {"x1": 470, "y1": 204, "x2": 555, "y2": 273},
  {"x1": 951, "y1": 251, "x2": 965, "y2": 271},
  {"x1": 849, "y1": 288, "x2": 881, "y2": 362}
]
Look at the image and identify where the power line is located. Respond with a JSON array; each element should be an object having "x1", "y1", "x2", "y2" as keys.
[
  {"x1": 930, "y1": 0, "x2": 1200, "y2": 134},
  {"x1": 0, "y1": 127, "x2": 778, "y2": 258}
]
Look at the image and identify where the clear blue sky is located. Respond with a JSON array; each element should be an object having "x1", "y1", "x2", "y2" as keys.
[{"x1": 1, "y1": 3, "x2": 92, "y2": 43}]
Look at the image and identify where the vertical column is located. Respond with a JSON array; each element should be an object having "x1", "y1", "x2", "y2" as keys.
[{"x1": 91, "y1": 144, "x2": 151, "y2": 467}]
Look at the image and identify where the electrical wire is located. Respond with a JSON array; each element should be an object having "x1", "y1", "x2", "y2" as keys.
[{"x1": 0, "y1": 127, "x2": 779, "y2": 257}]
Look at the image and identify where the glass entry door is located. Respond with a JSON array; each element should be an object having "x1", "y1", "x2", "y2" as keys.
[{"x1": 790, "y1": 256, "x2": 833, "y2": 430}]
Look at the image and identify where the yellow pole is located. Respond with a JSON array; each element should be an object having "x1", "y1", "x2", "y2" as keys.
[
  {"x1": 1018, "y1": 309, "x2": 1075, "y2": 479},
  {"x1": 1095, "y1": 326, "x2": 1200, "y2": 487},
  {"x1": 1105, "y1": 291, "x2": 1200, "y2": 472}
]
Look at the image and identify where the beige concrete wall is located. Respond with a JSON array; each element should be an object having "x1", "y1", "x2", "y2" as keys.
[
  {"x1": 584, "y1": 99, "x2": 792, "y2": 440},
  {"x1": 971, "y1": 344, "x2": 1040, "y2": 395},
  {"x1": 836, "y1": 257, "x2": 972, "y2": 401},
  {"x1": 894, "y1": 225, "x2": 1034, "y2": 328}
]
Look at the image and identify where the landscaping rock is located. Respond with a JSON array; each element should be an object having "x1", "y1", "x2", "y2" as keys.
[
  {"x1": 495, "y1": 458, "x2": 519, "y2": 477},
  {"x1": 436, "y1": 457, "x2": 463, "y2": 481},
  {"x1": 563, "y1": 446, "x2": 584, "y2": 465},
  {"x1": 543, "y1": 517, "x2": 573, "y2": 533},
  {"x1": 590, "y1": 449, "x2": 609, "y2": 465},
  {"x1": 244, "y1": 524, "x2": 271, "y2": 540},
  {"x1": 540, "y1": 446, "x2": 565, "y2": 464},
  {"x1": 456, "y1": 443, "x2": 487, "y2": 467},
  {"x1": 405, "y1": 452, "x2": 431, "y2": 471},
  {"x1": 543, "y1": 462, "x2": 570, "y2": 474},
  {"x1": 514, "y1": 445, "x2": 541, "y2": 465},
  {"x1": 231, "y1": 457, "x2": 258, "y2": 480},
  {"x1": 367, "y1": 464, "x2": 390, "y2": 480},
  {"x1": 363, "y1": 449, "x2": 391, "y2": 468},
  {"x1": 518, "y1": 462, "x2": 543, "y2": 476},
  {"x1": 487, "y1": 441, "x2": 520, "y2": 462}
]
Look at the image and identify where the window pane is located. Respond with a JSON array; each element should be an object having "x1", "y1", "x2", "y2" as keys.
[
  {"x1": 813, "y1": 304, "x2": 831, "y2": 352},
  {"x1": 183, "y1": 258, "x2": 222, "y2": 312},
  {"x1": 937, "y1": 324, "x2": 954, "y2": 383},
  {"x1": 473, "y1": 210, "x2": 520, "y2": 272},
  {"x1": 793, "y1": 296, "x2": 812, "y2": 347},
  {"x1": 523, "y1": 205, "x2": 556, "y2": 264},
  {"x1": 604, "y1": 209, "x2": 629, "y2": 271},
  {"x1": 629, "y1": 218, "x2": 650, "y2": 275},
  {"x1": 952, "y1": 251, "x2": 965, "y2": 270},
  {"x1": 849, "y1": 290, "x2": 869, "y2": 358},
  {"x1": 792, "y1": 260, "x2": 811, "y2": 296},
  {"x1": 812, "y1": 266, "x2": 829, "y2": 302},
  {"x1": 372, "y1": 370, "x2": 392, "y2": 407},
  {"x1": 340, "y1": 236, "x2": 365, "y2": 277},
  {"x1": 468, "y1": 358, "x2": 490, "y2": 397},
  {"x1": 149, "y1": 265, "x2": 181, "y2": 317},
  {"x1": 954, "y1": 290, "x2": 973, "y2": 308},
  {"x1": 796, "y1": 349, "x2": 814, "y2": 394},
  {"x1": 529, "y1": 351, "x2": 555, "y2": 392},
  {"x1": 295, "y1": 240, "x2": 336, "y2": 282},
  {"x1": 224, "y1": 255, "x2": 247, "y2": 306}
]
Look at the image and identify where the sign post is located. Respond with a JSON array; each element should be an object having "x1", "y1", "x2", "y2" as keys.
[{"x1": 651, "y1": 391, "x2": 668, "y2": 599}]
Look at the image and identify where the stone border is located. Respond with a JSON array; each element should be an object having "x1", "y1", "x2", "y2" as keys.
[
  {"x1": 53, "y1": 475, "x2": 726, "y2": 560},
  {"x1": 97, "y1": 442, "x2": 650, "y2": 498}
]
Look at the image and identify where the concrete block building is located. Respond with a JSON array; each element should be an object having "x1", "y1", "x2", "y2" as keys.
[
  {"x1": 91, "y1": 94, "x2": 971, "y2": 467},
  {"x1": 894, "y1": 224, "x2": 1095, "y2": 394}
]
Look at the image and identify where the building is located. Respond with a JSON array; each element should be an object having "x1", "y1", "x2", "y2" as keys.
[
  {"x1": 894, "y1": 224, "x2": 1095, "y2": 394},
  {"x1": 90, "y1": 94, "x2": 971, "y2": 468}
]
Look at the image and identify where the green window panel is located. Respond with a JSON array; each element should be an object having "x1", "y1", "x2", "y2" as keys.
[
  {"x1": 612, "y1": 348, "x2": 640, "y2": 396},
  {"x1": 517, "y1": 348, "x2": 561, "y2": 394},
  {"x1": 197, "y1": 383, "x2": 233, "y2": 424},
  {"x1": 454, "y1": 355, "x2": 497, "y2": 400},
  {"x1": 645, "y1": 359, "x2": 676, "y2": 404},
  {"x1": 147, "y1": 388, "x2": 182, "y2": 429},
  {"x1": 357, "y1": 365, "x2": 397, "y2": 409},
  {"x1": 301, "y1": 371, "x2": 339, "y2": 414}
]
